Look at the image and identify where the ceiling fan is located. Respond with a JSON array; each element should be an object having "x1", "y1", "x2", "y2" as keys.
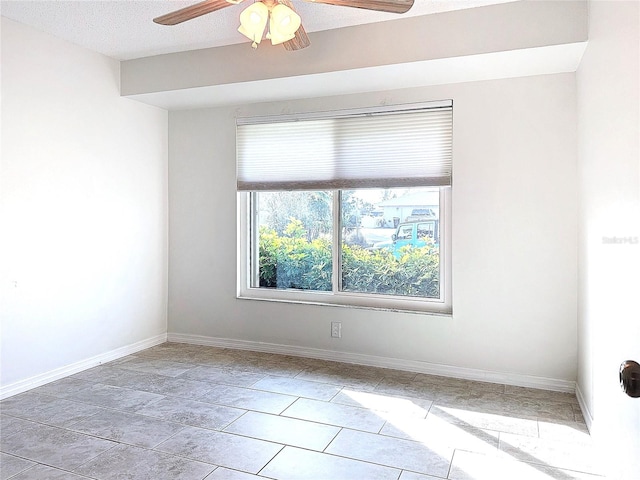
[{"x1": 154, "y1": 0, "x2": 414, "y2": 51}]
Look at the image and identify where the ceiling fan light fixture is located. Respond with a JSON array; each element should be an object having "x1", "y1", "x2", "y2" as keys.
[
  {"x1": 269, "y1": 4, "x2": 301, "y2": 45},
  {"x1": 238, "y1": 1, "x2": 269, "y2": 47},
  {"x1": 155, "y1": 0, "x2": 415, "y2": 51}
]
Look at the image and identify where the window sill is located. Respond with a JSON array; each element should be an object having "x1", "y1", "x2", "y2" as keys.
[{"x1": 237, "y1": 290, "x2": 453, "y2": 316}]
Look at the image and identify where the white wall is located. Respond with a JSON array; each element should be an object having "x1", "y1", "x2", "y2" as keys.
[
  {"x1": 0, "y1": 18, "x2": 169, "y2": 396},
  {"x1": 576, "y1": 1, "x2": 640, "y2": 478},
  {"x1": 168, "y1": 73, "x2": 579, "y2": 386}
]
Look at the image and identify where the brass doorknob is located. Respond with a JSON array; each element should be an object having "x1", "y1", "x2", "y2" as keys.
[{"x1": 619, "y1": 360, "x2": 640, "y2": 398}]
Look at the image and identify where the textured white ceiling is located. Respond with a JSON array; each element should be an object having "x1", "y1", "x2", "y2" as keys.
[{"x1": 0, "y1": 0, "x2": 513, "y2": 60}]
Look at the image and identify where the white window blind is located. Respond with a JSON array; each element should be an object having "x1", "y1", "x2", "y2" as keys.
[{"x1": 236, "y1": 101, "x2": 452, "y2": 191}]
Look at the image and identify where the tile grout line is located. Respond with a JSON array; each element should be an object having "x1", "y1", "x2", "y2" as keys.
[{"x1": 254, "y1": 443, "x2": 287, "y2": 478}]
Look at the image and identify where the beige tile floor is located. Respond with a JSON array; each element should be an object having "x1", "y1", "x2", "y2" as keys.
[{"x1": 0, "y1": 343, "x2": 606, "y2": 479}]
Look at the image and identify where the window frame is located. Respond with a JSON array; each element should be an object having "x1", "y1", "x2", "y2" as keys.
[{"x1": 237, "y1": 187, "x2": 452, "y2": 315}]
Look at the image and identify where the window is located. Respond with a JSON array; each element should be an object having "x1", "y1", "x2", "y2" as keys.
[
  {"x1": 417, "y1": 222, "x2": 436, "y2": 239},
  {"x1": 252, "y1": 190, "x2": 333, "y2": 293},
  {"x1": 396, "y1": 224, "x2": 415, "y2": 241},
  {"x1": 237, "y1": 101, "x2": 452, "y2": 314}
]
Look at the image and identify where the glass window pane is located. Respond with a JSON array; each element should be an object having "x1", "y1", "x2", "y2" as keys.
[
  {"x1": 341, "y1": 188, "x2": 440, "y2": 299},
  {"x1": 252, "y1": 191, "x2": 333, "y2": 292}
]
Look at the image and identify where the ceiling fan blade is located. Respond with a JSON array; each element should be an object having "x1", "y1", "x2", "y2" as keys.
[
  {"x1": 283, "y1": 23, "x2": 311, "y2": 51},
  {"x1": 304, "y1": 0, "x2": 413, "y2": 14},
  {"x1": 154, "y1": 0, "x2": 240, "y2": 26},
  {"x1": 279, "y1": 0, "x2": 311, "y2": 51}
]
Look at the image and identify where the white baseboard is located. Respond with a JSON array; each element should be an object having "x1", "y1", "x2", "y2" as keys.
[
  {"x1": 575, "y1": 383, "x2": 594, "y2": 432},
  {"x1": 0, "y1": 333, "x2": 167, "y2": 400},
  {"x1": 2, "y1": 331, "x2": 575, "y2": 399},
  {"x1": 168, "y1": 333, "x2": 576, "y2": 393}
]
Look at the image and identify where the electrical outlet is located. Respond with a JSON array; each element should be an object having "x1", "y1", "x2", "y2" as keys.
[{"x1": 331, "y1": 321, "x2": 342, "y2": 338}]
